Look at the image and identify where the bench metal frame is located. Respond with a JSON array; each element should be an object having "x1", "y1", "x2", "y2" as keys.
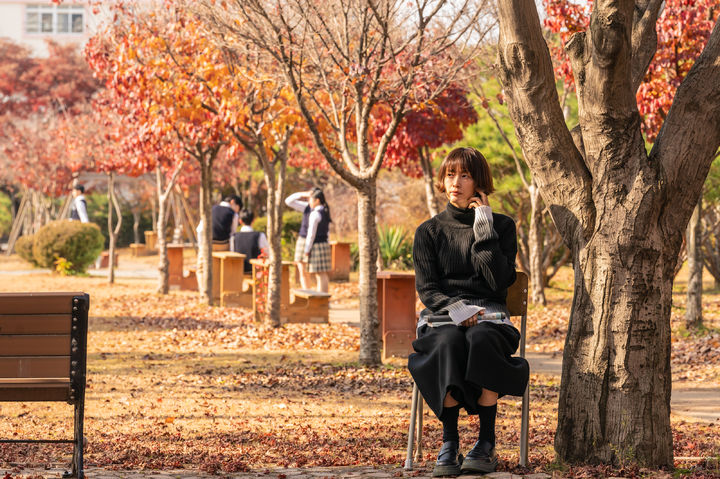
[
  {"x1": 404, "y1": 272, "x2": 529, "y2": 470},
  {"x1": 0, "y1": 293, "x2": 89, "y2": 479}
]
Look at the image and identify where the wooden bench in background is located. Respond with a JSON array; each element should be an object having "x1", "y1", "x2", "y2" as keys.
[
  {"x1": 329, "y1": 241, "x2": 351, "y2": 282},
  {"x1": 144, "y1": 230, "x2": 157, "y2": 252},
  {"x1": 129, "y1": 243, "x2": 147, "y2": 256},
  {"x1": 0, "y1": 292, "x2": 89, "y2": 479},
  {"x1": 167, "y1": 243, "x2": 197, "y2": 290},
  {"x1": 96, "y1": 251, "x2": 119, "y2": 269},
  {"x1": 377, "y1": 271, "x2": 417, "y2": 360},
  {"x1": 212, "y1": 251, "x2": 252, "y2": 308},
  {"x1": 250, "y1": 259, "x2": 330, "y2": 323}
]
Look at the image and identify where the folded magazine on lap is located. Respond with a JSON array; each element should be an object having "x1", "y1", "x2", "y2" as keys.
[{"x1": 425, "y1": 308, "x2": 507, "y2": 327}]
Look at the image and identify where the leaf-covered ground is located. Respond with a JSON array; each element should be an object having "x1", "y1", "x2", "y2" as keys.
[{"x1": 0, "y1": 254, "x2": 718, "y2": 478}]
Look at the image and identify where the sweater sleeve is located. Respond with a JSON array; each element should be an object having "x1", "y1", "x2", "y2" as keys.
[
  {"x1": 470, "y1": 210, "x2": 517, "y2": 292},
  {"x1": 284, "y1": 192, "x2": 308, "y2": 212},
  {"x1": 413, "y1": 222, "x2": 476, "y2": 317}
]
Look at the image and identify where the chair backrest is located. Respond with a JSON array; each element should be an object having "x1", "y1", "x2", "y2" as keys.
[{"x1": 506, "y1": 271, "x2": 528, "y2": 317}]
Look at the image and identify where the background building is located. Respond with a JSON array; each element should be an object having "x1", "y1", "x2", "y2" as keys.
[{"x1": 0, "y1": 0, "x2": 104, "y2": 56}]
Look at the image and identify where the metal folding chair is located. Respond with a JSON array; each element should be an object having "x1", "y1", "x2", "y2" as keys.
[{"x1": 404, "y1": 271, "x2": 530, "y2": 470}]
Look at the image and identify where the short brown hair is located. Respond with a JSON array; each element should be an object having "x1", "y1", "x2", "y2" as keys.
[{"x1": 435, "y1": 147, "x2": 494, "y2": 194}]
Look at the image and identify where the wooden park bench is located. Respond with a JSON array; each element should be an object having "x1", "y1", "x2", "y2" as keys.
[
  {"x1": 0, "y1": 292, "x2": 89, "y2": 479},
  {"x1": 250, "y1": 259, "x2": 331, "y2": 323}
]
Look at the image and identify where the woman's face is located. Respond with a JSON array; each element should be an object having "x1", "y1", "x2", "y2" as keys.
[
  {"x1": 444, "y1": 167, "x2": 477, "y2": 209},
  {"x1": 308, "y1": 196, "x2": 321, "y2": 208}
]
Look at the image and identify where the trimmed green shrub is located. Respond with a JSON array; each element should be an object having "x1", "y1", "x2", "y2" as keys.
[
  {"x1": 0, "y1": 193, "x2": 12, "y2": 239},
  {"x1": 32, "y1": 220, "x2": 104, "y2": 273},
  {"x1": 254, "y1": 210, "x2": 303, "y2": 261},
  {"x1": 15, "y1": 234, "x2": 37, "y2": 266}
]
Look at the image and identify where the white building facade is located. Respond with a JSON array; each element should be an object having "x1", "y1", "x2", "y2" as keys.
[{"x1": 0, "y1": 0, "x2": 104, "y2": 56}]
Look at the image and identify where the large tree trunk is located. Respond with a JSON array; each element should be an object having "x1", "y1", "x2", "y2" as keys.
[
  {"x1": 686, "y1": 198, "x2": 703, "y2": 328},
  {"x1": 528, "y1": 181, "x2": 546, "y2": 305},
  {"x1": 198, "y1": 157, "x2": 214, "y2": 305},
  {"x1": 556, "y1": 225, "x2": 676, "y2": 465},
  {"x1": 497, "y1": 0, "x2": 720, "y2": 467},
  {"x1": 419, "y1": 146, "x2": 439, "y2": 217},
  {"x1": 357, "y1": 183, "x2": 381, "y2": 366}
]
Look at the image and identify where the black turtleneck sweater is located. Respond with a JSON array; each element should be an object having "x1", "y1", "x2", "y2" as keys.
[{"x1": 413, "y1": 202, "x2": 517, "y2": 316}]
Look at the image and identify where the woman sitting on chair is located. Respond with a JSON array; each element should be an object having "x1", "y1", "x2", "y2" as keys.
[{"x1": 409, "y1": 147, "x2": 529, "y2": 476}]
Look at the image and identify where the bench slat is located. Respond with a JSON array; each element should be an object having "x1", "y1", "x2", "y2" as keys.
[
  {"x1": 0, "y1": 293, "x2": 82, "y2": 314},
  {"x1": 0, "y1": 378, "x2": 70, "y2": 402},
  {"x1": 0, "y1": 315, "x2": 71, "y2": 334},
  {"x1": 0, "y1": 336, "x2": 70, "y2": 356},
  {"x1": 0, "y1": 357, "x2": 69, "y2": 378}
]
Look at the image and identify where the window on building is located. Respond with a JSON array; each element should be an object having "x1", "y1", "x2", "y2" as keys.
[{"x1": 25, "y1": 4, "x2": 85, "y2": 35}]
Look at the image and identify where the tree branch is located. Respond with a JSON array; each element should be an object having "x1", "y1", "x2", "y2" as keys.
[
  {"x1": 630, "y1": 0, "x2": 663, "y2": 92},
  {"x1": 496, "y1": 0, "x2": 594, "y2": 240},
  {"x1": 655, "y1": 18, "x2": 720, "y2": 232}
]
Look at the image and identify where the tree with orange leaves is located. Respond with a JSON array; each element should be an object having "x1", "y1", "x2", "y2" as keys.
[
  {"x1": 198, "y1": 0, "x2": 493, "y2": 364},
  {"x1": 86, "y1": 2, "x2": 242, "y2": 303}
]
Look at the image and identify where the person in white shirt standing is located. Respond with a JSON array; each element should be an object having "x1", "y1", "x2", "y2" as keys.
[
  {"x1": 284, "y1": 188, "x2": 332, "y2": 292},
  {"x1": 69, "y1": 184, "x2": 89, "y2": 223}
]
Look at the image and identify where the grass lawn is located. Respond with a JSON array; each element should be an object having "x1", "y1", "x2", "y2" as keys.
[{"x1": 0, "y1": 252, "x2": 718, "y2": 477}]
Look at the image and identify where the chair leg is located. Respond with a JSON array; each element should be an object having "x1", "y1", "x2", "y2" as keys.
[
  {"x1": 405, "y1": 382, "x2": 420, "y2": 470},
  {"x1": 520, "y1": 382, "x2": 529, "y2": 467},
  {"x1": 414, "y1": 396, "x2": 424, "y2": 462}
]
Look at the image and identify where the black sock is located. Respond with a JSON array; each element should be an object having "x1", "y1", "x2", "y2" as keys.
[
  {"x1": 439, "y1": 405, "x2": 461, "y2": 443},
  {"x1": 477, "y1": 404, "x2": 497, "y2": 446}
]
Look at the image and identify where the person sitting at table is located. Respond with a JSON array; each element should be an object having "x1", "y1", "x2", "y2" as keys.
[{"x1": 230, "y1": 209, "x2": 269, "y2": 273}]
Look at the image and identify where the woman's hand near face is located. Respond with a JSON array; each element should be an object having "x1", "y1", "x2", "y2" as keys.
[{"x1": 468, "y1": 191, "x2": 490, "y2": 209}]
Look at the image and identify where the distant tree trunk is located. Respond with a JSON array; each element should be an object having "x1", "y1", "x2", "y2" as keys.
[
  {"x1": 528, "y1": 181, "x2": 546, "y2": 305},
  {"x1": 701, "y1": 204, "x2": 720, "y2": 289},
  {"x1": 196, "y1": 149, "x2": 217, "y2": 305},
  {"x1": 265, "y1": 173, "x2": 284, "y2": 327},
  {"x1": 132, "y1": 209, "x2": 141, "y2": 244},
  {"x1": 357, "y1": 183, "x2": 380, "y2": 365},
  {"x1": 419, "y1": 146, "x2": 439, "y2": 217},
  {"x1": 151, "y1": 188, "x2": 158, "y2": 233},
  {"x1": 107, "y1": 172, "x2": 122, "y2": 285},
  {"x1": 156, "y1": 162, "x2": 184, "y2": 295},
  {"x1": 253, "y1": 131, "x2": 292, "y2": 327},
  {"x1": 686, "y1": 198, "x2": 703, "y2": 328},
  {"x1": 156, "y1": 173, "x2": 170, "y2": 294}
]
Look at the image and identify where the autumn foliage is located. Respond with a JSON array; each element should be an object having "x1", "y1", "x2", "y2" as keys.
[
  {"x1": 543, "y1": 0, "x2": 720, "y2": 142},
  {"x1": 0, "y1": 40, "x2": 100, "y2": 196}
]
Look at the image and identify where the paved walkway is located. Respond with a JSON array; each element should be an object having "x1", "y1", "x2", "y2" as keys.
[{"x1": 9, "y1": 467, "x2": 555, "y2": 479}]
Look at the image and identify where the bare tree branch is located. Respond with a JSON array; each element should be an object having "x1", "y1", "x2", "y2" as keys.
[{"x1": 655, "y1": 18, "x2": 720, "y2": 233}]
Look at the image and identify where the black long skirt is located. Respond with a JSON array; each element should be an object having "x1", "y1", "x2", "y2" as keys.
[{"x1": 408, "y1": 321, "x2": 529, "y2": 418}]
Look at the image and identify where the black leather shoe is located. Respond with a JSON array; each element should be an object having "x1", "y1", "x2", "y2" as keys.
[
  {"x1": 460, "y1": 440, "x2": 497, "y2": 473},
  {"x1": 432, "y1": 440, "x2": 462, "y2": 477}
]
